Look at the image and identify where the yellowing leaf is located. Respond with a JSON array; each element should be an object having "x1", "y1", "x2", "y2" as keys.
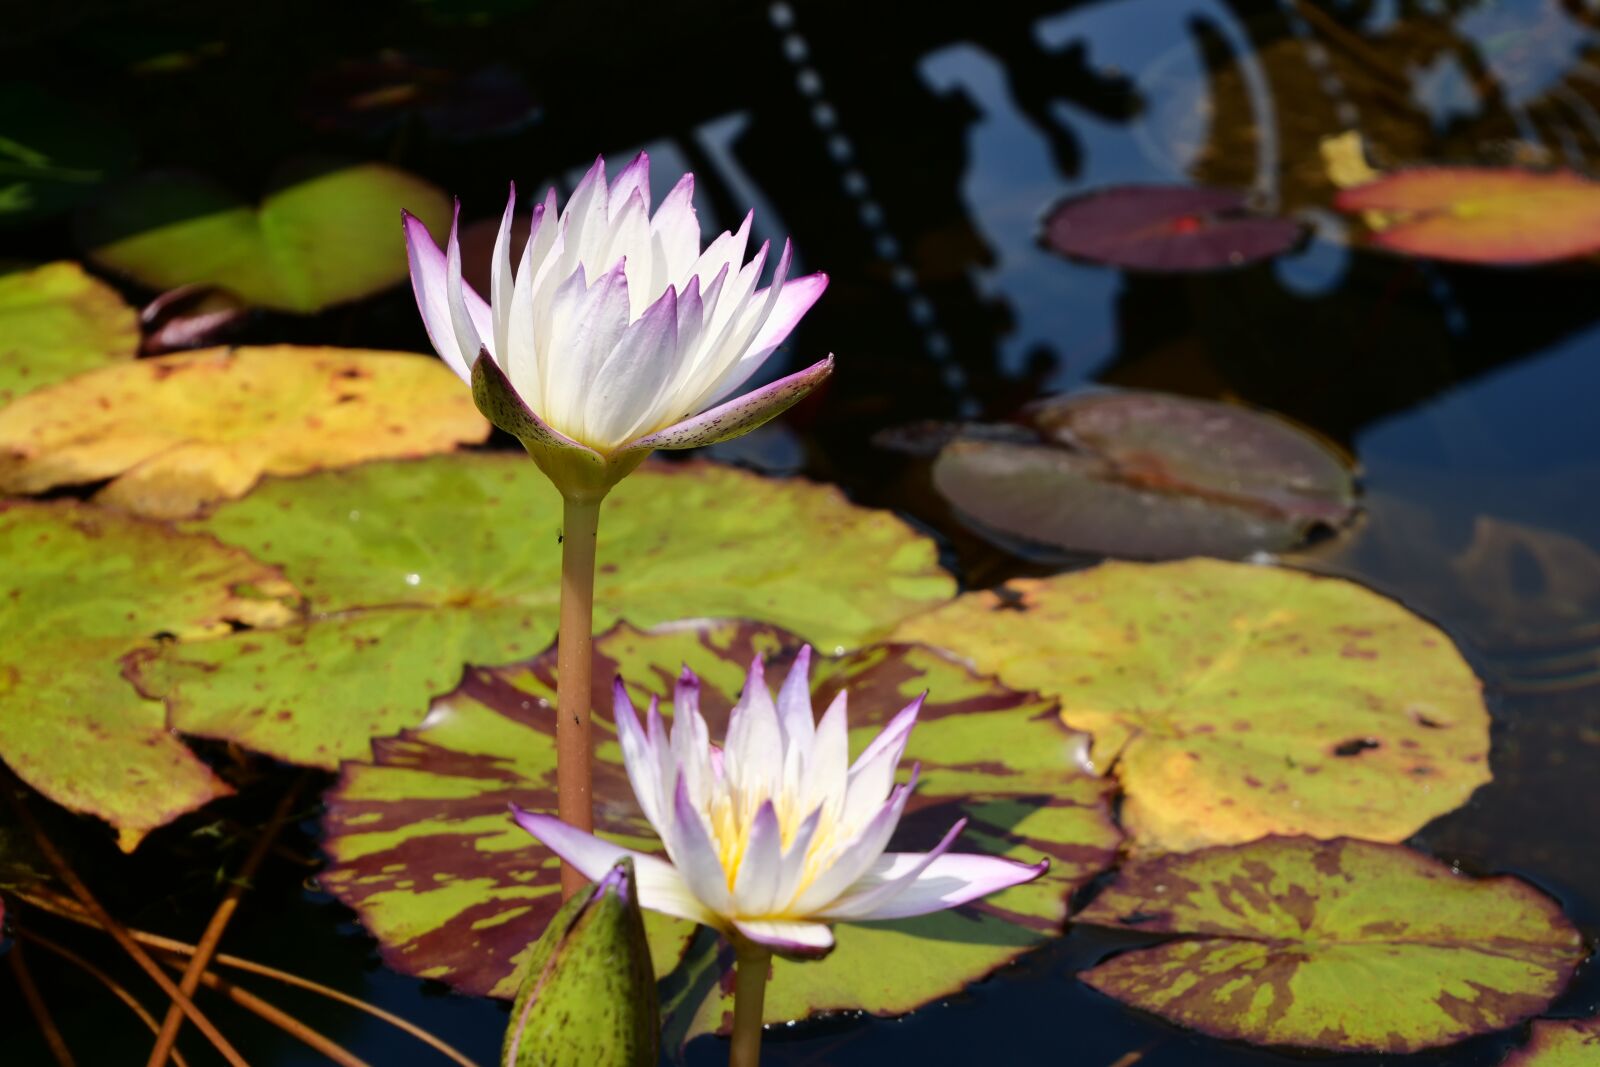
[
  {"x1": 1077, "y1": 838, "x2": 1584, "y2": 1053},
  {"x1": 0, "y1": 502, "x2": 297, "y2": 847},
  {"x1": 1505, "y1": 1013, "x2": 1600, "y2": 1065},
  {"x1": 1335, "y1": 168, "x2": 1600, "y2": 264},
  {"x1": 893, "y1": 559, "x2": 1490, "y2": 853},
  {"x1": 0, "y1": 345, "x2": 489, "y2": 518},
  {"x1": 0, "y1": 262, "x2": 139, "y2": 405},
  {"x1": 81, "y1": 164, "x2": 451, "y2": 312}
]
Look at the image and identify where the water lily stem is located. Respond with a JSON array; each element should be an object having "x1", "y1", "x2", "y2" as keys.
[
  {"x1": 729, "y1": 939, "x2": 772, "y2": 1067},
  {"x1": 557, "y1": 492, "x2": 604, "y2": 897}
]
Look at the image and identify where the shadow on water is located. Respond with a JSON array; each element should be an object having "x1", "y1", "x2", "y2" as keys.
[{"x1": 3, "y1": 0, "x2": 1599, "y2": 1063}]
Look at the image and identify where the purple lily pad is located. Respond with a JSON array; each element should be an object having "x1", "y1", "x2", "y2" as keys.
[
  {"x1": 1042, "y1": 185, "x2": 1305, "y2": 272},
  {"x1": 930, "y1": 390, "x2": 1357, "y2": 561}
]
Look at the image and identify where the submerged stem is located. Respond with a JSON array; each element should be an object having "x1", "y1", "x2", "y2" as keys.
[
  {"x1": 9, "y1": 939, "x2": 76, "y2": 1067},
  {"x1": 728, "y1": 939, "x2": 772, "y2": 1067},
  {"x1": 556, "y1": 492, "x2": 604, "y2": 898}
]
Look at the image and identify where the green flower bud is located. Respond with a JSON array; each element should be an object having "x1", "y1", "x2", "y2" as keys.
[{"x1": 501, "y1": 858, "x2": 658, "y2": 1067}]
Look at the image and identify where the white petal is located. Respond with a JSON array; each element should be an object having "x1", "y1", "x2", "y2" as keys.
[
  {"x1": 806, "y1": 690, "x2": 850, "y2": 816},
  {"x1": 724, "y1": 656, "x2": 783, "y2": 801},
  {"x1": 791, "y1": 771, "x2": 917, "y2": 915},
  {"x1": 543, "y1": 261, "x2": 631, "y2": 442},
  {"x1": 509, "y1": 807, "x2": 717, "y2": 925},
  {"x1": 404, "y1": 212, "x2": 472, "y2": 381},
  {"x1": 583, "y1": 285, "x2": 679, "y2": 448},
  {"x1": 732, "y1": 919, "x2": 834, "y2": 959},
  {"x1": 775, "y1": 645, "x2": 816, "y2": 747},
  {"x1": 489, "y1": 183, "x2": 518, "y2": 364},
  {"x1": 664, "y1": 777, "x2": 734, "y2": 916},
  {"x1": 612, "y1": 680, "x2": 665, "y2": 832},
  {"x1": 731, "y1": 801, "x2": 783, "y2": 916},
  {"x1": 815, "y1": 819, "x2": 964, "y2": 920},
  {"x1": 444, "y1": 204, "x2": 486, "y2": 367},
  {"x1": 650, "y1": 172, "x2": 701, "y2": 292},
  {"x1": 819, "y1": 853, "x2": 1049, "y2": 922},
  {"x1": 840, "y1": 695, "x2": 923, "y2": 831},
  {"x1": 609, "y1": 152, "x2": 651, "y2": 217}
]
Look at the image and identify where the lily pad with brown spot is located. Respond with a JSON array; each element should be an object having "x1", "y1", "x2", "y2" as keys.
[
  {"x1": 0, "y1": 262, "x2": 140, "y2": 405},
  {"x1": 1076, "y1": 837, "x2": 1586, "y2": 1053},
  {"x1": 320, "y1": 618, "x2": 1121, "y2": 1020},
  {"x1": 128, "y1": 456, "x2": 956, "y2": 769},
  {"x1": 1042, "y1": 185, "x2": 1305, "y2": 272},
  {"x1": 0, "y1": 502, "x2": 296, "y2": 848},
  {"x1": 1504, "y1": 1013, "x2": 1600, "y2": 1065},
  {"x1": 0, "y1": 345, "x2": 489, "y2": 518},
  {"x1": 929, "y1": 391, "x2": 1356, "y2": 561},
  {"x1": 1335, "y1": 168, "x2": 1600, "y2": 265},
  {"x1": 892, "y1": 558, "x2": 1490, "y2": 853}
]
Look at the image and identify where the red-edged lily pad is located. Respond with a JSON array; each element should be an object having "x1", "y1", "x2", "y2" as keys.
[
  {"x1": 1504, "y1": 1012, "x2": 1600, "y2": 1064},
  {"x1": 1077, "y1": 837, "x2": 1585, "y2": 1053},
  {"x1": 929, "y1": 390, "x2": 1357, "y2": 560},
  {"x1": 1043, "y1": 185, "x2": 1304, "y2": 272},
  {"x1": 320, "y1": 618, "x2": 1120, "y2": 1026},
  {"x1": 1335, "y1": 168, "x2": 1600, "y2": 265}
]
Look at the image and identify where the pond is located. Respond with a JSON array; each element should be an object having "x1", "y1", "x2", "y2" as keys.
[{"x1": 2, "y1": 0, "x2": 1598, "y2": 1064}]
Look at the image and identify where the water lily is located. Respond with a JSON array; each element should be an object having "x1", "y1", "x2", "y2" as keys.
[
  {"x1": 404, "y1": 154, "x2": 833, "y2": 889},
  {"x1": 512, "y1": 646, "x2": 1048, "y2": 955},
  {"x1": 403, "y1": 152, "x2": 833, "y2": 501}
]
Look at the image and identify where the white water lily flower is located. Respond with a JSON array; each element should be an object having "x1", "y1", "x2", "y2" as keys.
[
  {"x1": 512, "y1": 648, "x2": 1048, "y2": 959},
  {"x1": 404, "y1": 153, "x2": 833, "y2": 499}
]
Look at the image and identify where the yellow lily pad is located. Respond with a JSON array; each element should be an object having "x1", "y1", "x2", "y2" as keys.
[
  {"x1": 0, "y1": 344, "x2": 489, "y2": 518},
  {"x1": 0, "y1": 262, "x2": 139, "y2": 405},
  {"x1": 893, "y1": 559, "x2": 1490, "y2": 852}
]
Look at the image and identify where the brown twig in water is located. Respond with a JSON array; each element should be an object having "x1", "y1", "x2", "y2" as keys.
[
  {"x1": 9, "y1": 793, "x2": 251, "y2": 1067},
  {"x1": 164, "y1": 962, "x2": 373, "y2": 1067},
  {"x1": 20, "y1": 929, "x2": 192, "y2": 1067},
  {"x1": 8, "y1": 938, "x2": 77, "y2": 1066},
  {"x1": 147, "y1": 781, "x2": 302, "y2": 1067},
  {"x1": 21, "y1": 889, "x2": 479, "y2": 1067}
]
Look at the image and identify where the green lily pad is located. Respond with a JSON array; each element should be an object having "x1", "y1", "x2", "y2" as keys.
[
  {"x1": 1076, "y1": 837, "x2": 1585, "y2": 1053},
  {"x1": 0, "y1": 502, "x2": 297, "y2": 849},
  {"x1": 1504, "y1": 1013, "x2": 1600, "y2": 1065},
  {"x1": 0, "y1": 262, "x2": 140, "y2": 406},
  {"x1": 129, "y1": 456, "x2": 956, "y2": 769},
  {"x1": 0, "y1": 84, "x2": 135, "y2": 226},
  {"x1": 893, "y1": 559, "x2": 1490, "y2": 853},
  {"x1": 320, "y1": 618, "x2": 1120, "y2": 1016},
  {"x1": 79, "y1": 163, "x2": 451, "y2": 313}
]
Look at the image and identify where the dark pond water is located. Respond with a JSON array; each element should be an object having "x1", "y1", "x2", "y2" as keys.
[{"x1": 4, "y1": 0, "x2": 1599, "y2": 1063}]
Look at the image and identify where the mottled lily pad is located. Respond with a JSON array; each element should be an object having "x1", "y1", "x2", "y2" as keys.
[
  {"x1": 1504, "y1": 1013, "x2": 1600, "y2": 1065},
  {"x1": 1076, "y1": 837, "x2": 1585, "y2": 1053},
  {"x1": 930, "y1": 391, "x2": 1356, "y2": 561},
  {"x1": 1335, "y1": 168, "x2": 1600, "y2": 265},
  {"x1": 1043, "y1": 186, "x2": 1304, "y2": 272},
  {"x1": 0, "y1": 345, "x2": 489, "y2": 518},
  {"x1": 130, "y1": 457, "x2": 956, "y2": 769},
  {"x1": 321, "y1": 618, "x2": 1120, "y2": 1021},
  {"x1": 0, "y1": 502, "x2": 296, "y2": 848},
  {"x1": 80, "y1": 163, "x2": 451, "y2": 312},
  {"x1": 893, "y1": 559, "x2": 1489, "y2": 853},
  {"x1": 0, "y1": 262, "x2": 140, "y2": 405}
]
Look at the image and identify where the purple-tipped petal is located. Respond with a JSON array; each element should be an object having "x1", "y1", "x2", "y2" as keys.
[
  {"x1": 816, "y1": 819, "x2": 967, "y2": 920},
  {"x1": 791, "y1": 769, "x2": 920, "y2": 914},
  {"x1": 489, "y1": 182, "x2": 518, "y2": 361},
  {"x1": 612, "y1": 678, "x2": 666, "y2": 830},
  {"x1": 586, "y1": 283, "x2": 680, "y2": 444},
  {"x1": 731, "y1": 800, "x2": 783, "y2": 915},
  {"x1": 630, "y1": 355, "x2": 833, "y2": 452},
  {"x1": 445, "y1": 201, "x2": 487, "y2": 368},
  {"x1": 665, "y1": 777, "x2": 735, "y2": 915},
  {"x1": 824, "y1": 853, "x2": 1050, "y2": 922},
  {"x1": 404, "y1": 210, "x2": 489, "y2": 381},
  {"x1": 609, "y1": 152, "x2": 651, "y2": 217},
  {"x1": 509, "y1": 805, "x2": 716, "y2": 925},
  {"x1": 775, "y1": 645, "x2": 815, "y2": 745},
  {"x1": 709, "y1": 271, "x2": 830, "y2": 405},
  {"x1": 593, "y1": 857, "x2": 634, "y2": 905},
  {"x1": 733, "y1": 919, "x2": 835, "y2": 959}
]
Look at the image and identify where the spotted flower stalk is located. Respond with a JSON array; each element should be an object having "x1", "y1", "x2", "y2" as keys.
[
  {"x1": 512, "y1": 649, "x2": 1047, "y2": 1067},
  {"x1": 405, "y1": 155, "x2": 832, "y2": 893}
]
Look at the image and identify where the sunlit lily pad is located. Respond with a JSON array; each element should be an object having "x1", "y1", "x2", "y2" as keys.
[
  {"x1": 1504, "y1": 1013, "x2": 1600, "y2": 1065},
  {"x1": 0, "y1": 345, "x2": 489, "y2": 518},
  {"x1": 1335, "y1": 168, "x2": 1600, "y2": 265},
  {"x1": 0, "y1": 502, "x2": 296, "y2": 848},
  {"x1": 0, "y1": 262, "x2": 140, "y2": 405},
  {"x1": 321, "y1": 618, "x2": 1120, "y2": 1017},
  {"x1": 1042, "y1": 186, "x2": 1304, "y2": 272},
  {"x1": 129, "y1": 456, "x2": 956, "y2": 768},
  {"x1": 930, "y1": 391, "x2": 1356, "y2": 560},
  {"x1": 1076, "y1": 837, "x2": 1585, "y2": 1053},
  {"x1": 893, "y1": 559, "x2": 1489, "y2": 853},
  {"x1": 80, "y1": 163, "x2": 451, "y2": 312}
]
